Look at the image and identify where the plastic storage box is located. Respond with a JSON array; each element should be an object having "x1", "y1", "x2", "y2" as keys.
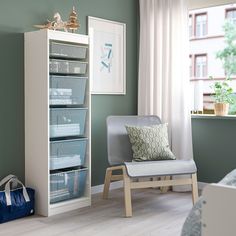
[
  {"x1": 50, "y1": 108, "x2": 87, "y2": 138},
  {"x1": 49, "y1": 59, "x2": 87, "y2": 75},
  {"x1": 50, "y1": 138, "x2": 88, "y2": 170},
  {"x1": 50, "y1": 41, "x2": 87, "y2": 60},
  {"x1": 50, "y1": 167, "x2": 87, "y2": 204},
  {"x1": 49, "y1": 76, "x2": 87, "y2": 105}
]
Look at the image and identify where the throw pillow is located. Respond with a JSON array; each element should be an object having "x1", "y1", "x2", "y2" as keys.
[{"x1": 125, "y1": 124, "x2": 176, "y2": 161}]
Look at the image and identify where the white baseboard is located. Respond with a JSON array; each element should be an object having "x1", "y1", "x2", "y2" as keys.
[
  {"x1": 91, "y1": 181, "x2": 123, "y2": 195},
  {"x1": 198, "y1": 181, "x2": 208, "y2": 190}
]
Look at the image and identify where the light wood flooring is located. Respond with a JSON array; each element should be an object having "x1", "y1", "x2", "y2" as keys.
[{"x1": 0, "y1": 188, "x2": 193, "y2": 236}]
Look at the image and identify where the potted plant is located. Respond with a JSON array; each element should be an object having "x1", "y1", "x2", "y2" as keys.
[
  {"x1": 211, "y1": 21, "x2": 236, "y2": 116},
  {"x1": 211, "y1": 79, "x2": 234, "y2": 116}
]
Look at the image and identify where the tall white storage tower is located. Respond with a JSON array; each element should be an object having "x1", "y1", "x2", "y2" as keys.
[{"x1": 24, "y1": 29, "x2": 91, "y2": 216}]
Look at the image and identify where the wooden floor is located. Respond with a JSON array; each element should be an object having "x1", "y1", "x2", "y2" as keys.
[{"x1": 0, "y1": 188, "x2": 193, "y2": 236}]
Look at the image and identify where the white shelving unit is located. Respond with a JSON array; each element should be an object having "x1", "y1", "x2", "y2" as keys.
[{"x1": 24, "y1": 29, "x2": 91, "y2": 216}]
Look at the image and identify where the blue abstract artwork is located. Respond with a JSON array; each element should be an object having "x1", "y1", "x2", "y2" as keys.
[{"x1": 100, "y1": 43, "x2": 113, "y2": 73}]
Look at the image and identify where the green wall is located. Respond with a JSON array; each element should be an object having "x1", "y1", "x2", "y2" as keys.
[
  {"x1": 0, "y1": 0, "x2": 138, "y2": 186},
  {"x1": 192, "y1": 116, "x2": 236, "y2": 183}
]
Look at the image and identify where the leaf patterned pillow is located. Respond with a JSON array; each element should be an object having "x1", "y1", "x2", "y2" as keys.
[{"x1": 126, "y1": 124, "x2": 176, "y2": 161}]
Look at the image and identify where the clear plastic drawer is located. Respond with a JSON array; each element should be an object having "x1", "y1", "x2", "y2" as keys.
[
  {"x1": 50, "y1": 167, "x2": 87, "y2": 204},
  {"x1": 50, "y1": 108, "x2": 87, "y2": 138},
  {"x1": 49, "y1": 59, "x2": 87, "y2": 75},
  {"x1": 50, "y1": 42, "x2": 87, "y2": 60},
  {"x1": 49, "y1": 76, "x2": 87, "y2": 105},
  {"x1": 50, "y1": 138, "x2": 88, "y2": 170}
]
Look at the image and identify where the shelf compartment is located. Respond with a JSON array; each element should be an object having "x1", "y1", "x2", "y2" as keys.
[
  {"x1": 50, "y1": 42, "x2": 87, "y2": 60},
  {"x1": 49, "y1": 59, "x2": 87, "y2": 75},
  {"x1": 50, "y1": 167, "x2": 88, "y2": 204},
  {"x1": 50, "y1": 108, "x2": 87, "y2": 138},
  {"x1": 50, "y1": 76, "x2": 87, "y2": 105},
  {"x1": 50, "y1": 138, "x2": 88, "y2": 170}
]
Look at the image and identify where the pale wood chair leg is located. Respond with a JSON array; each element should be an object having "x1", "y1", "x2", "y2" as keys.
[
  {"x1": 123, "y1": 168, "x2": 132, "y2": 217},
  {"x1": 103, "y1": 168, "x2": 112, "y2": 199},
  {"x1": 160, "y1": 176, "x2": 171, "y2": 193},
  {"x1": 191, "y1": 173, "x2": 199, "y2": 204}
]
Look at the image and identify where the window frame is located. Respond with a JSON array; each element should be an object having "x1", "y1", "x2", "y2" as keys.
[
  {"x1": 194, "y1": 54, "x2": 208, "y2": 79},
  {"x1": 194, "y1": 12, "x2": 208, "y2": 38},
  {"x1": 225, "y1": 7, "x2": 236, "y2": 22}
]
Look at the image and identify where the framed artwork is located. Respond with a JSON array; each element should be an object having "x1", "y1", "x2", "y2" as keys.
[{"x1": 88, "y1": 16, "x2": 126, "y2": 94}]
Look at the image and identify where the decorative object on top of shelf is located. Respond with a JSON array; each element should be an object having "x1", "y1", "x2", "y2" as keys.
[
  {"x1": 67, "y1": 6, "x2": 80, "y2": 33},
  {"x1": 53, "y1": 12, "x2": 68, "y2": 32},
  {"x1": 88, "y1": 16, "x2": 126, "y2": 94},
  {"x1": 210, "y1": 20, "x2": 236, "y2": 116},
  {"x1": 34, "y1": 6, "x2": 80, "y2": 33},
  {"x1": 34, "y1": 12, "x2": 68, "y2": 31}
]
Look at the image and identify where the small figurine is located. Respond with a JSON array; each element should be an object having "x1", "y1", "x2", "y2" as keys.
[
  {"x1": 67, "y1": 6, "x2": 80, "y2": 33},
  {"x1": 53, "y1": 12, "x2": 68, "y2": 32},
  {"x1": 34, "y1": 12, "x2": 67, "y2": 31}
]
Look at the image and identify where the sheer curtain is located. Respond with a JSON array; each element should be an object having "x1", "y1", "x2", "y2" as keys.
[{"x1": 138, "y1": 0, "x2": 193, "y2": 180}]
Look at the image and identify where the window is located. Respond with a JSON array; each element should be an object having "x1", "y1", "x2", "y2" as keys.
[
  {"x1": 226, "y1": 8, "x2": 236, "y2": 24},
  {"x1": 190, "y1": 4, "x2": 236, "y2": 114},
  {"x1": 195, "y1": 55, "x2": 207, "y2": 78},
  {"x1": 195, "y1": 13, "x2": 207, "y2": 37},
  {"x1": 189, "y1": 15, "x2": 193, "y2": 37}
]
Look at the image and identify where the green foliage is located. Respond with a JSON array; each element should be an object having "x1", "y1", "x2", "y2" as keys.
[
  {"x1": 210, "y1": 77, "x2": 234, "y2": 104},
  {"x1": 211, "y1": 20, "x2": 236, "y2": 104},
  {"x1": 216, "y1": 21, "x2": 236, "y2": 79},
  {"x1": 229, "y1": 94, "x2": 236, "y2": 115}
]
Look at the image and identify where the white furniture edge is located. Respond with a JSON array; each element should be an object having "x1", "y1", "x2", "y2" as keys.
[{"x1": 202, "y1": 183, "x2": 236, "y2": 236}]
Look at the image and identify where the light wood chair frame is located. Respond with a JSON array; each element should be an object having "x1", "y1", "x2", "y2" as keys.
[{"x1": 103, "y1": 165, "x2": 199, "y2": 217}]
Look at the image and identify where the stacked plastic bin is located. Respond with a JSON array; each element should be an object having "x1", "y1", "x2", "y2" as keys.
[{"x1": 49, "y1": 41, "x2": 88, "y2": 204}]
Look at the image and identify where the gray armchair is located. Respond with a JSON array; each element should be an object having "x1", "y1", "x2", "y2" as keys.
[{"x1": 103, "y1": 115, "x2": 198, "y2": 217}]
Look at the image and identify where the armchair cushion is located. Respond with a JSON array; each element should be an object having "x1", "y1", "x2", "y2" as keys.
[
  {"x1": 124, "y1": 160, "x2": 197, "y2": 178},
  {"x1": 126, "y1": 124, "x2": 176, "y2": 162}
]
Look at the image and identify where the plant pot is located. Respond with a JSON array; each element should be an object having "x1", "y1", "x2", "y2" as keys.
[{"x1": 214, "y1": 103, "x2": 229, "y2": 116}]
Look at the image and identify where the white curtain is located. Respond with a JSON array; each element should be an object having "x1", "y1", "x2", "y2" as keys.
[{"x1": 138, "y1": 0, "x2": 193, "y2": 165}]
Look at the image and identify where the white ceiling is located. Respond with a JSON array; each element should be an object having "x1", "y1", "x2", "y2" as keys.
[{"x1": 188, "y1": 0, "x2": 236, "y2": 10}]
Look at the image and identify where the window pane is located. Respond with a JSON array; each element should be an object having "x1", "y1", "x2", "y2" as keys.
[
  {"x1": 195, "y1": 14, "x2": 207, "y2": 37},
  {"x1": 227, "y1": 9, "x2": 236, "y2": 24},
  {"x1": 196, "y1": 25, "x2": 201, "y2": 37},
  {"x1": 195, "y1": 55, "x2": 207, "y2": 78}
]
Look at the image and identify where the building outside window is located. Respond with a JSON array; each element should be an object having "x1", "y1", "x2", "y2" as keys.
[
  {"x1": 190, "y1": 3, "x2": 236, "y2": 113},
  {"x1": 226, "y1": 8, "x2": 236, "y2": 24},
  {"x1": 195, "y1": 55, "x2": 207, "y2": 78},
  {"x1": 195, "y1": 13, "x2": 207, "y2": 37}
]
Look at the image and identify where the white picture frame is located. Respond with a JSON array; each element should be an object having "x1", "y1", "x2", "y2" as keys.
[{"x1": 88, "y1": 16, "x2": 126, "y2": 95}]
